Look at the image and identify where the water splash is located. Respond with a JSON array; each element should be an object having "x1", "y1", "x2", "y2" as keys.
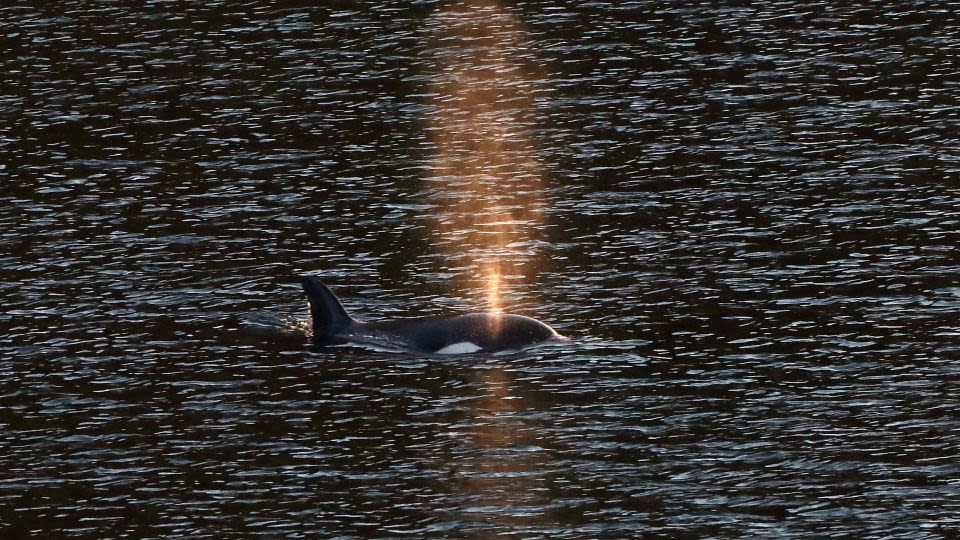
[{"x1": 424, "y1": 0, "x2": 549, "y2": 313}]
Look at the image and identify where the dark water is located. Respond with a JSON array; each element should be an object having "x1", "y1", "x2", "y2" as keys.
[{"x1": 3, "y1": 1, "x2": 960, "y2": 537}]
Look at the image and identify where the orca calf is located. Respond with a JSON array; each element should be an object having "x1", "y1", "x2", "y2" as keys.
[{"x1": 301, "y1": 276, "x2": 565, "y2": 354}]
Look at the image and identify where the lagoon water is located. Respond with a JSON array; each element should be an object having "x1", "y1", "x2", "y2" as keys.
[{"x1": 2, "y1": 1, "x2": 959, "y2": 537}]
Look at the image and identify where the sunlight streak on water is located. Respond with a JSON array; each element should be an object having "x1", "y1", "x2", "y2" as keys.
[{"x1": 423, "y1": 0, "x2": 551, "y2": 530}]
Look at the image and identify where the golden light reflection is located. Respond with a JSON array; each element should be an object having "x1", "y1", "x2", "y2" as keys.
[
  {"x1": 453, "y1": 367, "x2": 547, "y2": 533},
  {"x1": 424, "y1": 0, "x2": 547, "y2": 314},
  {"x1": 424, "y1": 0, "x2": 551, "y2": 532}
]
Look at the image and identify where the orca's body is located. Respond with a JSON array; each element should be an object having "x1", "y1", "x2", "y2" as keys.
[{"x1": 301, "y1": 276, "x2": 564, "y2": 354}]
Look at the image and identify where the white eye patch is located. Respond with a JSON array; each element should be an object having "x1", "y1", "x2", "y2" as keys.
[{"x1": 435, "y1": 342, "x2": 483, "y2": 354}]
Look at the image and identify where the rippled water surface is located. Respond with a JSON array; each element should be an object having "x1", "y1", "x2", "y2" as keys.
[{"x1": 3, "y1": 1, "x2": 960, "y2": 537}]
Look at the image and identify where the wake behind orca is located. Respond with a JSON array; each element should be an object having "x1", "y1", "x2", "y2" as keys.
[{"x1": 301, "y1": 276, "x2": 565, "y2": 354}]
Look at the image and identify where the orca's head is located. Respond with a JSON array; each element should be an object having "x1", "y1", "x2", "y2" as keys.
[{"x1": 483, "y1": 313, "x2": 565, "y2": 351}]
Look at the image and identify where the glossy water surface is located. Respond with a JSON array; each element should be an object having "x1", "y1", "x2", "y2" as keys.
[{"x1": 2, "y1": 1, "x2": 960, "y2": 538}]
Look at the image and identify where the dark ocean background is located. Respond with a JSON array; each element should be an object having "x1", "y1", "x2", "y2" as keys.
[{"x1": 2, "y1": 1, "x2": 959, "y2": 537}]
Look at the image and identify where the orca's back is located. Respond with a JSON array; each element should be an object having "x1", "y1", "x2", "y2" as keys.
[{"x1": 377, "y1": 313, "x2": 559, "y2": 353}]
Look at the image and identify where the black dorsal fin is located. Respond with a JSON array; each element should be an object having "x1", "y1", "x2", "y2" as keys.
[{"x1": 301, "y1": 276, "x2": 355, "y2": 338}]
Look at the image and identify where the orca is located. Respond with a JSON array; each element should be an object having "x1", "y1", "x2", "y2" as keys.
[{"x1": 301, "y1": 276, "x2": 566, "y2": 354}]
